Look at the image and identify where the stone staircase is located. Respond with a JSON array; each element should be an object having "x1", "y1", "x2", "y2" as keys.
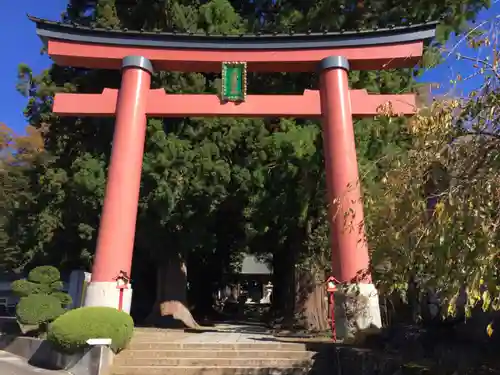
[{"x1": 112, "y1": 328, "x2": 326, "y2": 375}]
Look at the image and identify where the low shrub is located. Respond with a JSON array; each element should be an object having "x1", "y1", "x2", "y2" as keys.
[
  {"x1": 16, "y1": 294, "x2": 65, "y2": 326},
  {"x1": 47, "y1": 307, "x2": 134, "y2": 354}
]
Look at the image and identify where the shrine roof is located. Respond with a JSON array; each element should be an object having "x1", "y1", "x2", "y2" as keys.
[{"x1": 28, "y1": 15, "x2": 437, "y2": 51}]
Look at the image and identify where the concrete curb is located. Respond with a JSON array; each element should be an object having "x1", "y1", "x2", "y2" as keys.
[{"x1": 0, "y1": 335, "x2": 114, "y2": 375}]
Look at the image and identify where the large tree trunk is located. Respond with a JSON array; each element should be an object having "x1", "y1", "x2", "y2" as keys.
[
  {"x1": 295, "y1": 268, "x2": 329, "y2": 332},
  {"x1": 271, "y1": 250, "x2": 286, "y2": 315},
  {"x1": 187, "y1": 249, "x2": 232, "y2": 322},
  {"x1": 270, "y1": 248, "x2": 296, "y2": 327},
  {"x1": 146, "y1": 256, "x2": 200, "y2": 328}
]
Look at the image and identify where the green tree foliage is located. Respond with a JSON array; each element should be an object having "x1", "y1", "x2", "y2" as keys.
[
  {"x1": 2, "y1": 0, "x2": 491, "y2": 329},
  {"x1": 0, "y1": 123, "x2": 45, "y2": 270}
]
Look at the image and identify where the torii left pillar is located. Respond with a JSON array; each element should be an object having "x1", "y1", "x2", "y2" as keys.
[{"x1": 84, "y1": 56, "x2": 153, "y2": 313}]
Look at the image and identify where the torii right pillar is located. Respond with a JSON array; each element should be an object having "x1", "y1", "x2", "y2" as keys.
[{"x1": 319, "y1": 56, "x2": 382, "y2": 340}]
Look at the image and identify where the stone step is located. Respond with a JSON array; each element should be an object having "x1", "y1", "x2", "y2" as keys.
[
  {"x1": 118, "y1": 349, "x2": 314, "y2": 360},
  {"x1": 127, "y1": 342, "x2": 309, "y2": 351},
  {"x1": 132, "y1": 331, "x2": 272, "y2": 337},
  {"x1": 131, "y1": 333, "x2": 191, "y2": 339},
  {"x1": 115, "y1": 357, "x2": 311, "y2": 367},
  {"x1": 113, "y1": 365, "x2": 312, "y2": 375}
]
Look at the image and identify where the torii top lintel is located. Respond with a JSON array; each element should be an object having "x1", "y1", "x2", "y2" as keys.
[{"x1": 28, "y1": 15, "x2": 437, "y2": 72}]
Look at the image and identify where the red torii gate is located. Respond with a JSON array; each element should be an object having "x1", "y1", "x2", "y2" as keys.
[{"x1": 30, "y1": 15, "x2": 436, "y2": 336}]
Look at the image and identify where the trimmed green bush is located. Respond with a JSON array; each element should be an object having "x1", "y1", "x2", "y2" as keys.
[
  {"x1": 16, "y1": 294, "x2": 65, "y2": 326},
  {"x1": 12, "y1": 266, "x2": 72, "y2": 332},
  {"x1": 28, "y1": 266, "x2": 61, "y2": 284},
  {"x1": 11, "y1": 279, "x2": 51, "y2": 297},
  {"x1": 47, "y1": 307, "x2": 134, "y2": 354},
  {"x1": 50, "y1": 281, "x2": 64, "y2": 291},
  {"x1": 51, "y1": 291, "x2": 73, "y2": 306}
]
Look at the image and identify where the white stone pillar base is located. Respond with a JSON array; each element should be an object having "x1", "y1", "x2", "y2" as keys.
[
  {"x1": 83, "y1": 281, "x2": 133, "y2": 314},
  {"x1": 333, "y1": 283, "x2": 382, "y2": 342}
]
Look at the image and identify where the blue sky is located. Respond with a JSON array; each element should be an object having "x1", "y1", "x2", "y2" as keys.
[{"x1": 0, "y1": 1, "x2": 498, "y2": 134}]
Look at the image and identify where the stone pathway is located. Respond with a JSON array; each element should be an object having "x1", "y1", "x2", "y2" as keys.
[
  {"x1": 134, "y1": 323, "x2": 330, "y2": 344},
  {"x1": 178, "y1": 323, "x2": 273, "y2": 344},
  {"x1": 179, "y1": 331, "x2": 270, "y2": 344}
]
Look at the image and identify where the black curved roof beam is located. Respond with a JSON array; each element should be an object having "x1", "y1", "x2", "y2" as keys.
[{"x1": 28, "y1": 15, "x2": 438, "y2": 72}]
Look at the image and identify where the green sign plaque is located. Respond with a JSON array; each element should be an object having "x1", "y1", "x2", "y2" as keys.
[{"x1": 221, "y1": 62, "x2": 247, "y2": 102}]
